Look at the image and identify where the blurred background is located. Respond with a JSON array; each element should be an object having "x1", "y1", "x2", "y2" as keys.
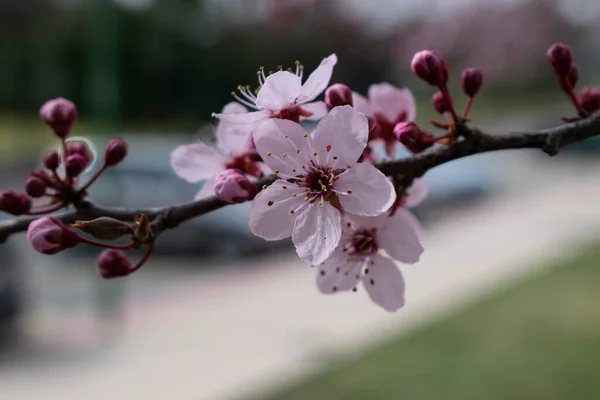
[{"x1": 1, "y1": 0, "x2": 600, "y2": 399}]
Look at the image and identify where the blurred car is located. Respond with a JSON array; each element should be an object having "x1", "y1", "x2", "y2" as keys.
[{"x1": 74, "y1": 134, "x2": 291, "y2": 259}]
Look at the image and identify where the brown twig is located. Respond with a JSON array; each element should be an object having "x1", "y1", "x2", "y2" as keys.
[{"x1": 2, "y1": 112, "x2": 600, "y2": 244}]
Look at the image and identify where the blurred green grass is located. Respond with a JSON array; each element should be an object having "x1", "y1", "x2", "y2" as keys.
[{"x1": 263, "y1": 243, "x2": 600, "y2": 400}]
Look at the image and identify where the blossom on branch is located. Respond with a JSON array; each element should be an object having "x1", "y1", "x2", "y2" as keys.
[{"x1": 248, "y1": 105, "x2": 396, "y2": 265}]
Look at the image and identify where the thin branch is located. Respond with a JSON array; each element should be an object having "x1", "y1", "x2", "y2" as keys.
[{"x1": 1, "y1": 112, "x2": 599, "y2": 244}]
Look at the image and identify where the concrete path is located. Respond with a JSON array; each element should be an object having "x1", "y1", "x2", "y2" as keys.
[{"x1": 1, "y1": 154, "x2": 600, "y2": 399}]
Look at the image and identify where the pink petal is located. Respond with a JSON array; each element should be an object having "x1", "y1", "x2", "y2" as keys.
[
  {"x1": 310, "y1": 105, "x2": 368, "y2": 168},
  {"x1": 379, "y1": 209, "x2": 423, "y2": 263},
  {"x1": 404, "y1": 178, "x2": 428, "y2": 207},
  {"x1": 335, "y1": 162, "x2": 396, "y2": 216},
  {"x1": 253, "y1": 119, "x2": 311, "y2": 177},
  {"x1": 362, "y1": 254, "x2": 405, "y2": 312},
  {"x1": 255, "y1": 71, "x2": 302, "y2": 111},
  {"x1": 216, "y1": 122, "x2": 255, "y2": 156},
  {"x1": 352, "y1": 92, "x2": 373, "y2": 116},
  {"x1": 221, "y1": 101, "x2": 248, "y2": 115},
  {"x1": 299, "y1": 101, "x2": 328, "y2": 121},
  {"x1": 344, "y1": 213, "x2": 390, "y2": 231},
  {"x1": 212, "y1": 110, "x2": 270, "y2": 124},
  {"x1": 194, "y1": 178, "x2": 216, "y2": 200},
  {"x1": 316, "y1": 248, "x2": 362, "y2": 293},
  {"x1": 368, "y1": 83, "x2": 416, "y2": 123},
  {"x1": 249, "y1": 179, "x2": 304, "y2": 240},
  {"x1": 292, "y1": 201, "x2": 341, "y2": 265},
  {"x1": 297, "y1": 54, "x2": 338, "y2": 104},
  {"x1": 392, "y1": 208, "x2": 424, "y2": 241},
  {"x1": 170, "y1": 142, "x2": 226, "y2": 183}
]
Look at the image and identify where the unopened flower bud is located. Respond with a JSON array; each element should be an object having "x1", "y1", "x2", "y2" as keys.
[
  {"x1": 568, "y1": 65, "x2": 578, "y2": 88},
  {"x1": 461, "y1": 68, "x2": 483, "y2": 98},
  {"x1": 578, "y1": 87, "x2": 600, "y2": 115},
  {"x1": 39, "y1": 98, "x2": 78, "y2": 138},
  {"x1": 43, "y1": 150, "x2": 61, "y2": 170},
  {"x1": 0, "y1": 191, "x2": 31, "y2": 215},
  {"x1": 366, "y1": 116, "x2": 381, "y2": 141},
  {"x1": 394, "y1": 122, "x2": 435, "y2": 154},
  {"x1": 96, "y1": 249, "x2": 132, "y2": 279},
  {"x1": 432, "y1": 91, "x2": 450, "y2": 114},
  {"x1": 25, "y1": 177, "x2": 47, "y2": 198},
  {"x1": 547, "y1": 43, "x2": 573, "y2": 77},
  {"x1": 27, "y1": 216, "x2": 80, "y2": 255},
  {"x1": 104, "y1": 138, "x2": 128, "y2": 166},
  {"x1": 213, "y1": 169, "x2": 258, "y2": 204},
  {"x1": 325, "y1": 84, "x2": 353, "y2": 110},
  {"x1": 66, "y1": 141, "x2": 92, "y2": 167},
  {"x1": 411, "y1": 50, "x2": 448, "y2": 86},
  {"x1": 65, "y1": 154, "x2": 86, "y2": 178},
  {"x1": 71, "y1": 217, "x2": 133, "y2": 240}
]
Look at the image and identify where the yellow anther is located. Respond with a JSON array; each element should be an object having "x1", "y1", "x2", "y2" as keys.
[
  {"x1": 282, "y1": 185, "x2": 288, "y2": 189},
  {"x1": 346, "y1": 164, "x2": 351, "y2": 169},
  {"x1": 321, "y1": 185, "x2": 327, "y2": 191},
  {"x1": 259, "y1": 66, "x2": 264, "y2": 70},
  {"x1": 304, "y1": 196, "x2": 309, "y2": 201},
  {"x1": 262, "y1": 185, "x2": 267, "y2": 190},
  {"x1": 287, "y1": 67, "x2": 292, "y2": 71},
  {"x1": 295, "y1": 60, "x2": 300, "y2": 65},
  {"x1": 313, "y1": 152, "x2": 317, "y2": 156},
  {"x1": 237, "y1": 85, "x2": 243, "y2": 90},
  {"x1": 284, "y1": 134, "x2": 289, "y2": 138},
  {"x1": 267, "y1": 151, "x2": 272, "y2": 156},
  {"x1": 299, "y1": 65, "x2": 304, "y2": 70},
  {"x1": 347, "y1": 189, "x2": 352, "y2": 194},
  {"x1": 282, "y1": 153, "x2": 287, "y2": 158},
  {"x1": 292, "y1": 169, "x2": 297, "y2": 172},
  {"x1": 318, "y1": 201, "x2": 323, "y2": 206},
  {"x1": 292, "y1": 193, "x2": 297, "y2": 197},
  {"x1": 303, "y1": 133, "x2": 308, "y2": 138},
  {"x1": 274, "y1": 169, "x2": 280, "y2": 174},
  {"x1": 290, "y1": 210, "x2": 295, "y2": 214},
  {"x1": 296, "y1": 149, "x2": 300, "y2": 154}
]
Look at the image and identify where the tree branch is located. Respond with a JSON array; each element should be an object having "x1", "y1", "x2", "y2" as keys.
[{"x1": 2, "y1": 113, "x2": 599, "y2": 244}]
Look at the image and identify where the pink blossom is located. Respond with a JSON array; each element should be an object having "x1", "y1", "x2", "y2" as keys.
[
  {"x1": 352, "y1": 83, "x2": 416, "y2": 158},
  {"x1": 213, "y1": 54, "x2": 337, "y2": 126},
  {"x1": 316, "y1": 211, "x2": 423, "y2": 312},
  {"x1": 213, "y1": 168, "x2": 258, "y2": 204},
  {"x1": 171, "y1": 102, "x2": 265, "y2": 200},
  {"x1": 27, "y1": 216, "x2": 80, "y2": 255},
  {"x1": 248, "y1": 105, "x2": 396, "y2": 265}
]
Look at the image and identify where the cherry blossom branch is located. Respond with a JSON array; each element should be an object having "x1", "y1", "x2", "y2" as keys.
[{"x1": 1, "y1": 112, "x2": 599, "y2": 244}]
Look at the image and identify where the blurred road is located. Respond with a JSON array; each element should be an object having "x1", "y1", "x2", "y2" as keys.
[{"x1": 0, "y1": 150, "x2": 599, "y2": 399}]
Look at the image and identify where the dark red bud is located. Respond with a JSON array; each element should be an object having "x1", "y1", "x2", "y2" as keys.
[
  {"x1": 43, "y1": 151, "x2": 60, "y2": 170},
  {"x1": 96, "y1": 249, "x2": 132, "y2": 279},
  {"x1": 578, "y1": 87, "x2": 600, "y2": 115},
  {"x1": 366, "y1": 116, "x2": 381, "y2": 141},
  {"x1": 325, "y1": 84, "x2": 353, "y2": 110},
  {"x1": 461, "y1": 68, "x2": 483, "y2": 98},
  {"x1": 25, "y1": 177, "x2": 47, "y2": 198},
  {"x1": 432, "y1": 91, "x2": 450, "y2": 114},
  {"x1": 65, "y1": 154, "x2": 86, "y2": 178},
  {"x1": 394, "y1": 122, "x2": 435, "y2": 154},
  {"x1": 104, "y1": 138, "x2": 128, "y2": 167},
  {"x1": 411, "y1": 50, "x2": 448, "y2": 87},
  {"x1": 547, "y1": 43, "x2": 573, "y2": 77},
  {"x1": 39, "y1": 98, "x2": 78, "y2": 138},
  {"x1": 0, "y1": 191, "x2": 31, "y2": 215},
  {"x1": 66, "y1": 141, "x2": 92, "y2": 167}
]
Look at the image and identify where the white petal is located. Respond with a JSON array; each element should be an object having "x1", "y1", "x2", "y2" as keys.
[
  {"x1": 379, "y1": 209, "x2": 423, "y2": 263},
  {"x1": 362, "y1": 254, "x2": 405, "y2": 312},
  {"x1": 221, "y1": 101, "x2": 248, "y2": 115},
  {"x1": 248, "y1": 180, "x2": 304, "y2": 240},
  {"x1": 310, "y1": 105, "x2": 368, "y2": 168},
  {"x1": 299, "y1": 101, "x2": 328, "y2": 121},
  {"x1": 344, "y1": 213, "x2": 390, "y2": 231},
  {"x1": 335, "y1": 163, "x2": 396, "y2": 216},
  {"x1": 194, "y1": 178, "x2": 216, "y2": 200},
  {"x1": 170, "y1": 142, "x2": 226, "y2": 183},
  {"x1": 216, "y1": 122, "x2": 255, "y2": 155},
  {"x1": 292, "y1": 201, "x2": 341, "y2": 265},
  {"x1": 404, "y1": 178, "x2": 428, "y2": 208},
  {"x1": 297, "y1": 54, "x2": 338, "y2": 104},
  {"x1": 368, "y1": 83, "x2": 417, "y2": 123},
  {"x1": 256, "y1": 71, "x2": 302, "y2": 111},
  {"x1": 352, "y1": 92, "x2": 372, "y2": 116},
  {"x1": 213, "y1": 110, "x2": 270, "y2": 124},
  {"x1": 253, "y1": 119, "x2": 312, "y2": 177},
  {"x1": 316, "y1": 248, "x2": 362, "y2": 294}
]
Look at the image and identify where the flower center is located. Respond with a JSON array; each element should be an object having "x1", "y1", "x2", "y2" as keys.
[
  {"x1": 303, "y1": 166, "x2": 336, "y2": 197},
  {"x1": 346, "y1": 228, "x2": 378, "y2": 256},
  {"x1": 225, "y1": 155, "x2": 261, "y2": 178}
]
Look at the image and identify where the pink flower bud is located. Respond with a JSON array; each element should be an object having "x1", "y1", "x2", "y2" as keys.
[
  {"x1": 432, "y1": 91, "x2": 450, "y2": 114},
  {"x1": 578, "y1": 87, "x2": 600, "y2": 115},
  {"x1": 65, "y1": 154, "x2": 86, "y2": 178},
  {"x1": 325, "y1": 84, "x2": 353, "y2": 110},
  {"x1": 461, "y1": 68, "x2": 483, "y2": 98},
  {"x1": 547, "y1": 43, "x2": 573, "y2": 77},
  {"x1": 104, "y1": 138, "x2": 128, "y2": 166},
  {"x1": 43, "y1": 150, "x2": 60, "y2": 170},
  {"x1": 213, "y1": 169, "x2": 258, "y2": 204},
  {"x1": 65, "y1": 141, "x2": 92, "y2": 167},
  {"x1": 25, "y1": 177, "x2": 47, "y2": 198},
  {"x1": 0, "y1": 191, "x2": 31, "y2": 215},
  {"x1": 96, "y1": 249, "x2": 132, "y2": 279},
  {"x1": 568, "y1": 65, "x2": 579, "y2": 88},
  {"x1": 27, "y1": 216, "x2": 80, "y2": 255},
  {"x1": 39, "y1": 98, "x2": 78, "y2": 138},
  {"x1": 411, "y1": 50, "x2": 448, "y2": 86},
  {"x1": 366, "y1": 116, "x2": 381, "y2": 141},
  {"x1": 394, "y1": 122, "x2": 435, "y2": 154}
]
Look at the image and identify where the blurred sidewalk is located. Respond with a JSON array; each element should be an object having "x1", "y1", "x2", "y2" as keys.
[{"x1": 1, "y1": 154, "x2": 600, "y2": 400}]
